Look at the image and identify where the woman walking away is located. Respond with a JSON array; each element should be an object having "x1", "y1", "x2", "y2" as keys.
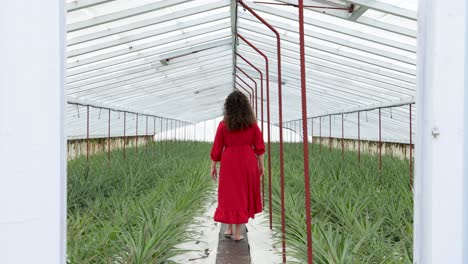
[{"x1": 210, "y1": 90, "x2": 265, "y2": 241}]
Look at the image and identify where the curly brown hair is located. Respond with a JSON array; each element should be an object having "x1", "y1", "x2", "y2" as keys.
[{"x1": 223, "y1": 90, "x2": 256, "y2": 131}]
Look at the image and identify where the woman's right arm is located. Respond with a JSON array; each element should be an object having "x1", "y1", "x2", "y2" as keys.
[{"x1": 257, "y1": 154, "x2": 265, "y2": 177}]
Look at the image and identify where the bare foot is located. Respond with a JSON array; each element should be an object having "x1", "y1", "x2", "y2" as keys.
[
  {"x1": 224, "y1": 230, "x2": 233, "y2": 237},
  {"x1": 234, "y1": 235, "x2": 244, "y2": 241}
]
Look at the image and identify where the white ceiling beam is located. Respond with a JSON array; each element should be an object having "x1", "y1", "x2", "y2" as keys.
[
  {"x1": 237, "y1": 44, "x2": 415, "y2": 89},
  {"x1": 344, "y1": 0, "x2": 417, "y2": 21},
  {"x1": 67, "y1": 21, "x2": 231, "y2": 68},
  {"x1": 68, "y1": 0, "x2": 228, "y2": 45},
  {"x1": 69, "y1": 59, "x2": 232, "y2": 97},
  {"x1": 67, "y1": 0, "x2": 193, "y2": 32},
  {"x1": 68, "y1": 37, "x2": 231, "y2": 76},
  {"x1": 68, "y1": 12, "x2": 230, "y2": 58},
  {"x1": 68, "y1": 49, "x2": 232, "y2": 89},
  {"x1": 348, "y1": 5, "x2": 368, "y2": 21},
  {"x1": 239, "y1": 13, "x2": 415, "y2": 65},
  {"x1": 239, "y1": 29, "x2": 416, "y2": 76},
  {"x1": 277, "y1": 0, "x2": 416, "y2": 37},
  {"x1": 67, "y1": 44, "x2": 231, "y2": 83},
  {"x1": 66, "y1": 0, "x2": 114, "y2": 12},
  {"x1": 242, "y1": 1, "x2": 416, "y2": 52}
]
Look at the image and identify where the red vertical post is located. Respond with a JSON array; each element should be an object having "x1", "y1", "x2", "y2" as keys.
[
  {"x1": 409, "y1": 104, "x2": 413, "y2": 189},
  {"x1": 329, "y1": 115, "x2": 332, "y2": 152},
  {"x1": 160, "y1": 117, "x2": 163, "y2": 143},
  {"x1": 379, "y1": 108, "x2": 382, "y2": 172},
  {"x1": 237, "y1": 34, "x2": 272, "y2": 230},
  {"x1": 108, "y1": 109, "x2": 111, "y2": 162},
  {"x1": 86, "y1": 105, "x2": 90, "y2": 162},
  {"x1": 236, "y1": 66, "x2": 258, "y2": 117},
  {"x1": 236, "y1": 53, "x2": 264, "y2": 133},
  {"x1": 358, "y1": 111, "x2": 361, "y2": 163},
  {"x1": 146, "y1": 115, "x2": 148, "y2": 154},
  {"x1": 123, "y1": 112, "x2": 126, "y2": 160},
  {"x1": 319, "y1": 117, "x2": 322, "y2": 151},
  {"x1": 298, "y1": 0, "x2": 313, "y2": 261},
  {"x1": 341, "y1": 113, "x2": 344, "y2": 160},
  {"x1": 237, "y1": 2, "x2": 286, "y2": 261},
  {"x1": 136, "y1": 113, "x2": 139, "y2": 154}
]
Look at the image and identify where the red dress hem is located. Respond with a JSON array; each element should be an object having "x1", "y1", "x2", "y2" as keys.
[{"x1": 213, "y1": 207, "x2": 256, "y2": 224}]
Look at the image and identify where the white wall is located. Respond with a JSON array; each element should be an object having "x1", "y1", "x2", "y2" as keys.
[
  {"x1": 415, "y1": 0, "x2": 468, "y2": 262},
  {"x1": 0, "y1": 1, "x2": 66, "y2": 263}
]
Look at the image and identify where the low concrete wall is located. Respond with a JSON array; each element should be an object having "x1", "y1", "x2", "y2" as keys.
[
  {"x1": 312, "y1": 137, "x2": 413, "y2": 160},
  {"x1": 67, "y1": 136, "x2": 154, "y2": 160}
]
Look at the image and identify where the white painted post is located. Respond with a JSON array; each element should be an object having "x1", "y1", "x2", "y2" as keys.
[
  {"x1": 0, "y1": 1, "x2": 66, "y2": 264},
  {"x1": 415, "y1": 0, "x2": 467, "y2": 263}
]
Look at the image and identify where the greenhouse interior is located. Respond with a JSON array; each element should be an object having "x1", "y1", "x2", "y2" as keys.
[{"x1": 1, "y1": 0, "x2": 468, "y2": 263}]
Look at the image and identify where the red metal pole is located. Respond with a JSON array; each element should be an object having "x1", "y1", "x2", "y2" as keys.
[
  {"x1": 236, "y1": 52, "x2": 264, "y2": 133},
  {"x1": 237, "y1": 33, "x2": 272, "y2": 230},
  {"x1": 237, "y1": 1, "x2": 286, "y2": 262},
  {"x1": 358, "y1": 111, "x2": 361, "y2": 163},
  {"x1": 235, "y1": 78, "x2": 254, "y2": 105},
  {"x1": 299, "y1": 0, "x2": 313, "y2": 261},
  {"x1": 86, "y1": 105, "x2": 90, "y2": 163},
  {"x1": 123, "y1": 112, "x2": 126, "y2": 160},
  {"x1": 236, "y1": 66, "x2": 258, "y2": 117},
  {"x1": 341, "y1": 113, "x2": 344, "y2": 160},
  {"x1": 235, "y1": 83, "x2": 252, "y2": 103},
  {"x1": 319, "y1": 116, "x2": 322, "y2": 151},
  {"x1": 136, "y1": 113, "x2": 139, "y2": 154},
  {"x1": 108, "y1": 109, "x2": 111, "y2": 162},
  {"x1": 409, "y1": 104, "x2": 413, "y2": 189},
  {"x1": 329, "y1": 115, "x2": 332, "y2": 152},
  {"x1": 146, "y1": 115, "x2": 148, "y2": 154},
  {"x1": 379, "y1": 108, "x2": 382, "y2": 172}
]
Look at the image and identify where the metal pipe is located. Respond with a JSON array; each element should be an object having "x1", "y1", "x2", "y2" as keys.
[
  {"x1": 298, "y1": 0, "x2": 313, "y2": 261},
  {"x1": 235, "y1": 83, "x2": 253, "y2": 104},
  {"x1": 409, "y1": 104, "x2": 413, "y2": 189},
  {"x1": 123, "y1": 112, "x2": 126, "y2": 160},
  {"x1": 358, "y1": 111, "x2": 361, "y2": 163},
  {"x1": 379, "y1": 108, "x2": 382, "y2": 172},
  {"x1": 238, "y1": 1, "x2": 286, "y2": 262},
  {"x1": 329, "y1": 115, "x2": 332, "y2": 152},
  {"x1": 136, "y1": 113, "x2": 139, "y2": 154},
  {"x1": 236, "y1": 66, "x2": 258, "y2": 117},
  {"x1": 235, "y1": 76, "x2": 255, "y2": 105},
  {"x1": 236, "y1": 52, "x2": 264, "y2": 134},
  {"x1": 86, "y1": 105, "x2": 90, "y2": 162},
  {"x1": 237, "y1": 33, "x2": 272, "y2": 230},
  {"x1": 341, "y1": 113, "x2": 344, "y2": 160},
  {"x1": 108, "y1": 109, "x2": 111, "y2": 162}
]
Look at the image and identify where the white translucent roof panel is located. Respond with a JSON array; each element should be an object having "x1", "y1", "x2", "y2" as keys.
[
  {"x1": 66, "y1": 0, "x2": 418, "y2": 142},
  {"x1": 66, "y1": 0, "x2": 233, "y2": 138}
]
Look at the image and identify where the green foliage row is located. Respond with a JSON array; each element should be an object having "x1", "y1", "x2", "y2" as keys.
[
  {"x1": 266, "y1": 143, "x2": 413, "y2": 263},
  {"x1": 67, "y1": 141, "x2": 215, "y2": 264}
]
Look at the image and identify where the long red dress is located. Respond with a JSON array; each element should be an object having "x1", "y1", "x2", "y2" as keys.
[{"x1": 210, "y1": 120, "x2": 265, "y2": 224}]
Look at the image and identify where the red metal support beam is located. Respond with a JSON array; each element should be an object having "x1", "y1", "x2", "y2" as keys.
[
  {"x1": 237, "y1": 33, "x2": 273, "y2": 230},
  {"x1": 123, "y1": 112, "x2": 126, "y2": 160},
  {"x1": 298, "y1": 0, "x2": 313, "y2": 261},
  {"x1": 341, "y1": 113, "x2": 344, "y2": 161},
  {"x1": 319, "y1": 116, "x2": 322, "y2": 152},
  {"x1": 329, "y1": 115, "x2": 332, "y2": 152},
  {"x1": 235, "y1": 75, "x2": 255, "y2": 105},
  {"x1": 379, "y1": 108, "x2": 382, "y2": 172},
  {"x1": 86, "y1": 105, "x2": 90, "y2": 163},
  {"x1": 236, "y1": 52, "x2": 264, "y2": 133},
  {"x1": 236, "y1": 66, "x2": 258, "y2": 117},
  {"x1": 108, "y1": 109, "x2": 111, "y2": 162},
  {"x1": 235, "y1": 82, "x2": 253, "y2": 104},
  {"x1": 136, "y1": 113, "x2": 139, "y2": 154},
  {"x1": 146, "y1": 115, "x2": 149, "y2": 154},
  {"x1": 409, "y1": 104, "x2": 413, "y2": 190},
  {"x1": 358, "y1": 111, "x2": 361, "y2": 163},
  {"x1": 238, "y1": 1, "x2": 286, "y2": 262}
]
